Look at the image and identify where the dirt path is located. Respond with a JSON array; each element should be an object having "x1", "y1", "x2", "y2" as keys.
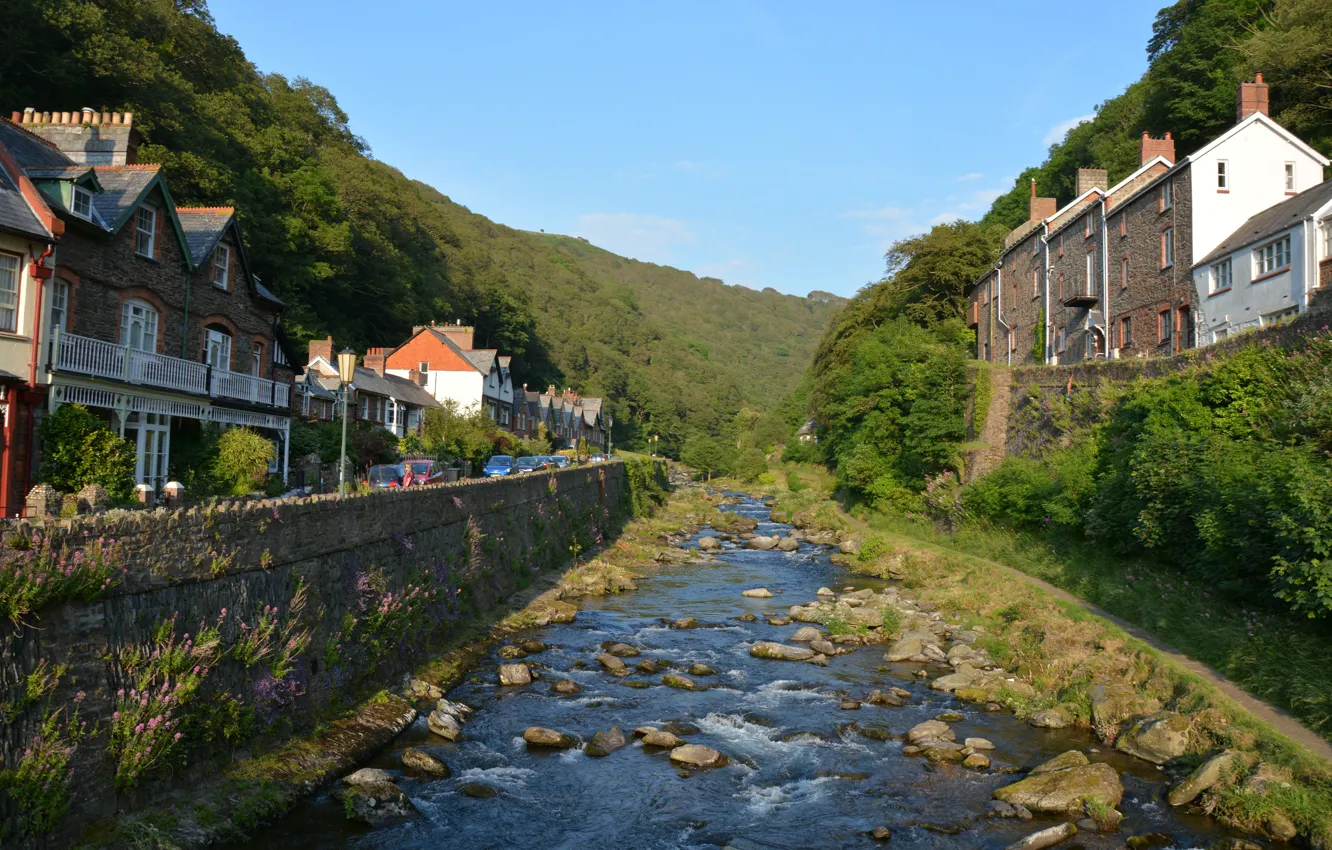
[{"x1": 872, "y1": 527, "x2": 1332, "y2": 762}]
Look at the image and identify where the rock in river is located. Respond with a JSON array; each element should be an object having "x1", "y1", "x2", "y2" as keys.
[
  {"x1": 401, "y1": 747, "x2": 450, "y2": 777},
  {"x1": 343, "y1": 780, "x2": 415, "y2": 826},
  {"x1": 790, "y1": 626, "x2": 823, "y2": 642},
  {"x1": 427, "y1": 709, "x2": 463, "y2": 741},
  {"x1": 551, "y1": 678, "x2": 583, "y2": 695},
  {"x1": 1005, "y1": 822, "x2": 1078, "y2": 850},
  {"x1": 777, "y1": 536, "x2": 799, "y2": 552},
  {"x1": 460, "y1": 782, "x2": 498, "y2": 798},
  {"x1": 1027, "y1": 709, "x2": 1071, "y2": 729},
  {"x1": 1167, "y1": 750, "x2": 1247, "y2": 806},
  {"x1": 605, "y1": 642, "x2": 640, "y2": 657},
  {"x1": 343, "y1": 767, "x2": 394, "y2": 787},
  {"x1": 993, "y1": 762, "x2": 1124, "y2": 812},
  {"x1": 585, "y1": 727, "x2": 627, "y2": 757},
  {"x1": 523, "y1": 727, "x2": 578, "y2": 749},
  {"x1": 749, "y1": 641, "x2": 815, "y2": 661},
  {"x1": 688, "y1": 663, "x2": 717, "y2": 676},
  {"x1": 906, "y1": 720, "x2": 955, "y2": 745},
  {"x1": 746, "y1": 536, "x2": 779, "y2": 551},
  {"x1": 498, "y1": 663, "x2": 532, "y2": 686},
  {"x1": 698, "y1": 536, "x2": 722, "y2": 552},
  {"x1": 669, "y1": 744, "x2": 728, "y2": 767},
  {"x1": 1116, "y1": 711, "x2": 1191, "y2": 764},
  {"x1": 641, "y1": 729, "x2": 685, "y2": 748},
  {"x1": 662, "y1": 673, "x2": 702, "y2": 690},
  {"x1": 742, "y1": 588, "x2": 774, "y2": 598},
  {"x1": 810, "y1": 639, "x2": 837, "y2": 656},
  {"x1": 597, "y1": 653, "x2": 627, "y2": 672}
]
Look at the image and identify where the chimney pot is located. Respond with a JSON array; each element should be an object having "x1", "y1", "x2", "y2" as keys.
[
  {"x1": 9, "y1": 112, "x2": 18, "y2": 123},
  {"x1": 1256, "y1": 72, "x2": 1263, "y2": 84},
  {"x1": 1237, "y1": 74, "x2": 1270, "y2": 122},
  {"x1": 1139, "y1": 132, "x2": 1176, "y2": 166}
]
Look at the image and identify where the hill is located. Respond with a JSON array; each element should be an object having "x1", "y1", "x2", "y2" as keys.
[{"x1": 0, "y1": 0, "x2": 843, "y2": 452}]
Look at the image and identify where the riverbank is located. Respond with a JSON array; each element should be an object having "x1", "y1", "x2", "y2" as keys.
[
  {"x1": 751, "y1": 471, "x2": 1332, "y2": 846},
  {"x1": 82, "y1": 480, "x2": 732, "y2": 848}
]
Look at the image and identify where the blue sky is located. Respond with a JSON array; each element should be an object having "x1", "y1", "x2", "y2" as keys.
[{"x1": 211, "y1": 1, "x2": 1162, "y2": 298}]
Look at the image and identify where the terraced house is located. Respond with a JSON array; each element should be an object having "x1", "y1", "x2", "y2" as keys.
[
  {"x1": 0, "y1": 108, "x2": 298, "y2": 496},
  {"x1": 970, "y1": 75, "x2": 1329, "y2": 365}
]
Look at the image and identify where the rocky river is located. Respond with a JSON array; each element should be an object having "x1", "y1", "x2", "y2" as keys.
[{"x1": 240, "y1": 495, "x2": 1232, "y2": 849}]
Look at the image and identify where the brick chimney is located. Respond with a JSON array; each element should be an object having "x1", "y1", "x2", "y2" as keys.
[
  {"x1": 439, "y1": 320, "x2": 474, "y2": 351},
  {"x1": 1076, "y1": 168, "x2": 1107, "y2": 197},
  {"x1": 363, "y1": 347, "x2": 389, "y2": 376},
  {"x1": 308, "y1": 335, "x2": 335, "y2": 366},
  {"x1": 12, "y1": 107, "x2": 140, "y2": 165},
  {"x1": 1237, "y1": 73, "x2": 1269, "y2": 122},
  {"x1": 1140, "y1": 132, "x2": 1175, "y2": 165},
  {"x1": 408, "y1": 368, "x2": 424, "y2": 385},
  {"x1": 1029, "y1": 180, "x2": 1056, "y2": 222}
]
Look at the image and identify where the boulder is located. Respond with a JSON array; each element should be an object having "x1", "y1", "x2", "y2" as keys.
[
  {"x1": 838, "y1": 538, "x2": 861, "y2": 555},
  {"x1": 523, "y1": 726, "x2": 578, "y2": 749},
  {"x1": 1031, "y1": 751, "x2": 1089, "y2": 775},
  {"x1": 742, "y1": 588, "x2": 775, "y2": 598},
  {"x1": 777, "y1": 536, "x2": 799, "y2": 552},
  {"x1": 1004, "y1": 822, "x2": 1078, "y2": 850},
  {"x1": 790, "y1": 626, "x2": 823, "y2": 642},
  {"x1": 407, "y1": 678, "x2": 442, "y2": 700},
  {"x1": 662, "y1": 674, "x2": 702, "y2": 690},
  {"x1": 1028, "y1": 709, "x2": 1071, "y2": 729},
  {"x1": 585, "y1": 727, "x2": 627, "y2": 757},
  {"x1": 1167, "y1": 750, "x2": 1247, "y2": 806},
  {"x1": 551, "y1": 679, "x2": 583, "y2": 695},
  {"x1": 965, "y1": 737, "x2": 995, "y2": 750},
  {"x1": 906, "y1": 720, "x2": 955, "y2": 745},
  {"x1": 636, "y1": 660, "x2": 659, "y2": 674},
  {"x1": 669, "y1": 744, "x2": 728, "y2": 767},
  {"x1": 1116, "y1": 711, "x2": 1191, "y2": 765},
  {"x1": 767, "y1": 616, "x2": 792, "y2": 626},
  {"x1": 865, "y1": 689, "x2": 906, "y2": 707},
  {"x1": 434, "y1": 699, "x2": 472, "y2": 721},
  {"x1": 605, "y1": 643, "x2": 640, "y2": 657},
  {"x1": 597, "y1": 653, "x2": 627, "y2": 672},
  {"x1": 498, "y1": 645, "x2": 528, "y2": 660},
  {"x1": 641, "y1": 729, "x2": 685, "y2": 748},
  {"x1": 519, "y1": 639, "x2": 547, "y2": 654},
  {"x1": 869, "y1": 826, "x2": 893, "y2": 842},
  {"x1": 1089, "y1": 681, "x2": 1140, "y2": 732},
  {"x1": 816, "y1": 587, "x2": 835, "y2": 597},
  {"x1": 460, "y1": 782, "x2": 499, "y2": 798},
  {"x1": 343, "y1": 767, "x2": 394, "y2": 787},
  {"x1": 810, "y1": 639, "x2": 837, "y2": 656},
  {"x1": 401, "y1": 747, "x2": 450, "y2": 777},
  {"x1": 993, "y1": 763, "x2": 1124, "y2": 812},
  {"x1": 920, "y1": 741, "x2": 967, "y2": 762},
  {"x1": 746, "y1": 536, "x2": 779, "y2": 551},
  {"x1": 343, "y1": 780, "x2": 415, "y2": 825},
  {"x1": 963, "y1": 753, "x2": 992, "y2": 770},
  {"x1": 749, "y1": 641, "x2": 815, "y2": 661},
  {"x1": 698, "y1": 536, "x2": 722, "y2": 552},
  {"x1": 883, "y1": 636, "x2": 924, "y2": 662},
  {"x1": 498, "y1": 663, "x2": 532, "y2": 686},
  {"x1": 427, "y1": 709, "x2": 463, "y2": 741},
  {"x1": 688, "y1": 663, "x2": 717, "y2": 676},
  {"x1": 931, "y1": 668, "x2": 981, "y2": 692},
  {"x1": 671, "y1": 617, "x2": 699, "y2": 629},
  {"x1": 844, "y1": 607, "x2": 884, "y2": 628}
]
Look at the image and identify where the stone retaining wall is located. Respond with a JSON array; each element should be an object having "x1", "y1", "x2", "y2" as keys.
[{"x1": 0, "y1": 461, "x2": 646, "y2": 847}]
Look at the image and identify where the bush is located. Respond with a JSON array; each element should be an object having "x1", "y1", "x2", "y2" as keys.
[
  {"x1": 781, "y1": 440, "x2": 821, "y2": 464},
  {"x1": 39, "y1": 404, "x2": 135, "y2": 501},
  {"x1": 756, "y1": 472, "x2": 776, "y2": 485},
  {"x1": 213, "y1": 428, "x2": 275, "y2": 496},
  {"x1": 786, "y1": 471, "x2": 805, "y2": 492},
  {"x1": 735, "y1": 448, "x2": 768, "y2": 482}
]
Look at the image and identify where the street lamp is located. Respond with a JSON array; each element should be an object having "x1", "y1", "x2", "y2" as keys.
[
  {"x1": 606, "y1": 414, "x2": 613, "y2": 457},
  {"x1": 337, "y1": 347, "x2": 357, "y2": 498}
]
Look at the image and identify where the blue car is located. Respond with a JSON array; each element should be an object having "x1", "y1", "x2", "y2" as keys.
[{"x1": 483, "y1": 455, "x2": 517, "y2": 477}]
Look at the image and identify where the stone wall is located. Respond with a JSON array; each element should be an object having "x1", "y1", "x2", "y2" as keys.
[{"x1": 0, "y1": 461, "x2": 646, "y2": 847}]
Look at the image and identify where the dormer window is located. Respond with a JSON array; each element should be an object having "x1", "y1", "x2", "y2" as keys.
[
  {"x1": 135, "y1": 206, "x2": 156, "y2": 257},
  {"x1": 213, "y1": 244, "x2": 230, "y2": 290},
  {"x1": 72, "y1": 185, "x2": 93, "y2": 220}
]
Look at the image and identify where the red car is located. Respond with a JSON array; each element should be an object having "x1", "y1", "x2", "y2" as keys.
[{"x1": 402, "y1": 459, "x2": 448, "y2": 486}]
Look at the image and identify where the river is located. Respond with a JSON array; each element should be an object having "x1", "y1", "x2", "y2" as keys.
[{"x1": 243, "y1": 494, "x2": 1226, "y2": 849}]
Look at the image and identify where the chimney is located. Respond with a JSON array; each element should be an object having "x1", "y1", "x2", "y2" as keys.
[
  {"x1": 363, "y1": 347, "x2": 389, "y2": 376},
  {"x1": 16, "y1": 108, "x2": 140, "y2": 165},
  {"x1": 1237, "y1": 73, "x2": 1269, "y2": 122},
  {"x1": 1028, "y1": 180, "x2": 1056, "y2": 222},
  {"x1": 440, "y1": 324, "x2": 474, "y2": 351},
  {"x1": 308, "y1": 335, "x2": 334, "y2": 366},
  {"x1": 408, "y1": 368, "x2": 424, "y2": 385},
  {"x1": 1076, "y1": 168, "x2": 1108, "y2": 197},
  {"x1": 1140, "y1": 132, "x2": 1176, "y2": 165}
]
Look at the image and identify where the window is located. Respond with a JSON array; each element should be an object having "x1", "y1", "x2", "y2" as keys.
[
  {"x1": 1263, "y1": 306, "x2": 1299, "y2": 327},
  {"x1": 1217, "y1": 160, "x2": 1228, "y2": 190},
  {"x1": 1032, "y1": 268, "x2": 1039, "y2": 298},
  {"x1": 1056, "y1": 329, "x2": 1066, "y2": 353},
  {"x1": 1162, "y1": 228, "x2": 1174, "y2": 268},
  {"x1": 50, "y1": 280, "x2": 68, "y2": 333},
  {"x1": 1119, "y1": 216, "x2": 1126, "y2": 238},
  {"x1": 0, "y1": 253, "x2": 18, "y2": 332},
  {"x1": 1008, "y1": 330, "x2": 1017, "y2": 352},
  {"x1": 1160, "y1": 180, "x2": 1173, "y2": 211},
  {"x1": 204, "y1": 327, "x2": 232, "y2": 371},
  {"x1": 1121, "y1": 316, "x2": 1133, "y2": 348},
  {"x1": 1120, "y1": 257, "x2": 1129, "y2": 290},
  {"x1": 212, "y1": 244, "x2": 230, "y2": 290},
  {"x1": 1057, "y1": 272, "x2": 1064, "y2": 300},
  {"x1": 1086, "y1": 250, "x2": 1095, "y2": 294},
  {"x1": 386, "y1": 400, "x2": 399, "y2": 428},
  {"x1": 1285, "y1": 162, "x2": 1296, "y2": 193},
  {"x1": 1058, "y1": 235, "x2": 1064, "y2": 257},
  {"x1": 120, "y1": 299, "x2": 158, "y2": 351},
  {"x1": 1256, "y1": 236, "x2": 1291, "y2": 276},
  {"x1": 359, "y1": 396, "x2": 369, "y2": 420},
  {"x1": 1159, "y1": 309, "x2": 1172, "y2": 344},
  {"x1": 1322, "y1": 219, "x2": 1332, "y2": 259},
  {"x1": 135, "y1": 206, "x2": 156, "y2": 257},
  {"x1": 72, "y1": 185, "x2": 93, "y2": 219},
  {"x1": 251, "y1": 343, "x2": 263, "y2": 377},
  {"x1": 1085, "y1": 217, "x2": 1093, "y2": 238},
  {"x1": 418, "y1": 361, "x2": 429, "y2": 373},
  {"x1": 1212, "y1": 258, "x2": 1232, "y2": 293}
]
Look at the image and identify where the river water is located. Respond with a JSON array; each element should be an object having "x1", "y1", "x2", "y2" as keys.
[{"x1": 245, "y1": 495, "x2": 1226, "y2": 849}]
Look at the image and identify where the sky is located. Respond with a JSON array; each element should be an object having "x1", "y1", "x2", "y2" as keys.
[{"x1": 210, "y1": 1, "x2": 1164, "y2": 298}]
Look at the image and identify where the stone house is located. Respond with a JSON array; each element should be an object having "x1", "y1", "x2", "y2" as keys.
[
  {"x1": 0, "y1": 109, "x2": 298, "y2": 495},
  {"x1": 304, "y1": 338, "x2": 438, "y2": 439}
]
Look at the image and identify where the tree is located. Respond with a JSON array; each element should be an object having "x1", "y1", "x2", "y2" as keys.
[
  {"x1": 681, "y1": 435, "x2": 728, "y2": 481},
  {"x1": 38, "y1": 404, "x2": 135, "y2": 501},
  {"x1": 735, "y1": 448, "x2": 769, "y2": 482},
  {"x1": 213, "y1": 427, "x2": 276, "y2": 496},
  {"x1": 1241, "y1": 0, "x2": 1332, "y2": 153}
]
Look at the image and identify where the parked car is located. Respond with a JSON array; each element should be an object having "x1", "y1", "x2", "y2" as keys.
[
  {"x1": 366, "y1": 464, "x2": 406, "y2": 489},
  {"x1": 547, "y1": 455, "x2": 571, "y2": 469},
  {"x1": 515, "y1": 456, "x2": 547, "y2": 474},
  {"x1": 402, "y1": 459, "x2": 448, "y2": 486},
  {"x1": 484, "y1": 455, "x2": 517, "y2": 477},
  {"x1": 587, "y1": 453, "x2": 607, "y2": 463}
]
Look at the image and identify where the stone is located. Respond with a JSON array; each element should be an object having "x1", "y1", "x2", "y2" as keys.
[
  {"x1": 407, "y1": 678, "x2": 443, "y2": 700},
  {"x1": 585, "y1": 727, "x2": 627, "y2": 757},
  {"x1": 671, "y1": 617, "x2": 699, "y2": 629},
  {"x1": 965, "y1": 737, "x2": 995, "y2": 750},
  {"x1": 1266, "y1": 811, "x2": 1298, "y2": 842},
  {"x1": 883, "y1": 636, "x2": 924, "y2": 662},
  {"x1": 734, "y1": 613, "x2": 757, "y2": 622},
  {"x1": 816, "y1": 587, "x2": 835, "y2": 597},
  {"x1": 641, "y1": 729, "x2": 685, "y2": 748},
  {"x1": 931, "y1": 669, "x2": 981, "y2": 692},
  {"x1": 869, "y1": 826, "x2": 892, "y2": 841},
  {"x1": 746, "y1": 536, "x2": 779, "y2": 550},
  {"x1": 844, "y1": 607, "x2": 884, "y2": 628},
  {"x1": 777, "y1": 536, "x2": 799, "y2": 552},
  {"x1": 699, "y1": 536, "x2": 722, "y2": 552},
  {"x1": 636, "y1": 659, "x2": 659, "y2": 674},
  {"x1": 993, "y1": 763, "x2": 1124, "y2": 812},
  {"x1": 838, "y1": 538, "x2": 861, "y2": 555},
  {"x1": 864, "y1": 689, "x2": 905, "y2": 707},
  {"x1": 810, "y1": 639, "x2": 836, "y2": 656},
  {"x1": 662, "y1": 721, "x2": 700, "y2": 735},
  {"x1": 1243, "y1": 762, "x2": 1291, "y2": 795},
  {"x1": 343, "y1": 767, "x2": 394, "y2": 787},
  {"x1": 1031, "y1": 750, "x2": 1089, "y2": 775},
  {"x1": 551, "y1": 679, "x2": 583, "y2": 695},
  {"x1": 523, "y1": 726, "x2": 578, "y2": 749},
  {"x1": 749, "y1": 641, "x2": 815, "y2": 661},
  {"x1": 343, "y1": 780, "x2": 415, "y2": 825},
  {"x1": 963, "y1": 753, "x2": 992, "y2": 770},
  {"x1": 669, "y1": 744, "x2": 728, "y2": 767},
  {"x1": 1028, "y1": 709, "x2": 1071, "y2": 729},
  {"x1": 460, "y1": 782, "x2": 499, "y2": 798},
  {"x1": 498, "y1": 645, "x2": 528, "y2": 660},
  {"x1": 935, "y1": 711, "x2": 965, "y2": 722},
  {"x1": 921, "y1": 741, "x2": 966, "y2": 762},
  {"x1": 742, "y1": 588, "x2": 775, "y2": 598},
  {"x1": 1125, "y1": 835, "x2": 1173, "y2": 850},
  {"x1": 790, "y1": 626, "x2": 823, "y2": 642},
  {"x1": 401, "y1": 747, "x2": 449, "y2": 777},
  {"x1": 688, "y1": 663, "x2": 716, "y2": 676},
  {"x1": 498, "y1": 663, "x2": 532, "y2": 686},
  {"x1": 662, "y1": 674, "x2": 701, "y2": 690},
  {"x1": 906, "y1": 720, "x2": 954, "y2": 745},
  {"x1": 838, "y1": 699, "x2": 862, "y2": 711},
  {"x1": 605, "y1": 643, "x2": 640, "y2": 657},
  {"x1": 1207, "y1": 841, "x2": 1263, "y2": 850},
  {"x1": 427, "y1": 710, "x2": 463, "y2": 741},
  {"x1": 902, "y1": 745, "x2": 921, "y2": 756},
  {"x1": 519, "y1": 639, "x2": 547, "y2": 654},
  {"x1": 597, "y1": 653, "x2": 627, "y2": 672},
  {"x1": 1089, "y1": 681, "x2": 1144, "y2": 733},
  {"x1": 1167, "y1": 750, "x2": 1247, "y2": 806},
  {"x1": 1116, "y1": 711, "x2": 1191, "y2": 764},
  {"x1": 1004, "y1": 822, "x2": 1077, "y2": 850},
  {"x1": 766, "y1": 616, "x2": 792, "y2": 626}
]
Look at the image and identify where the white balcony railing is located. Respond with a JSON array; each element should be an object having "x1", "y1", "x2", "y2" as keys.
[{"x1": 53, "y1": 330, "x2": 290, "y2": 410}]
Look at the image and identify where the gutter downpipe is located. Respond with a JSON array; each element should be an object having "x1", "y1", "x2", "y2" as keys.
[
  {"x1": 181, "y1": 267, "x2": 192, "y2": 359},
  {"x1": 993, "y1": 261, "x2": 1011, "y2": 366},
  {"x1": 1099, "y1": 195, "x2": 1111, "y2": 358},
  {"x1": 1038, "y1": 227, "x2": 1051, "y2": 365}
]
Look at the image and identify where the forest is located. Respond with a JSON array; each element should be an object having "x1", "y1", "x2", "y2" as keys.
[{"x1": 0, "y1": 0, "x2": 843, "y2": 454}]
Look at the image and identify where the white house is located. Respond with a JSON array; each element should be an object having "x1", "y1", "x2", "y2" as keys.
[{"x1": 1193, "y1": 179, "x2": 1332, "y2": 342}]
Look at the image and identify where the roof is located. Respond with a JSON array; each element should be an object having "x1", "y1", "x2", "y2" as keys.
[
  {"x1": 418, "y1": 327, "x2": 485, "y2": 373},
  {"x1": 1189, "y1": 111, "x2": 1329, "y2": 170},
  {"x1": 465, "y1": 349, "x2": 497, "y2": 373},
  {"x1": 176, "y1": 206, "x2": 234, "y2": 266},
  {"x1": 1195, "y1": 178, "x2": 1332, "y2": 268},
  {"x1": 88, "y1": 165, "x2": 161, "y2": 232},
  {"x1": 349, "y1": 367, "x2": 440, "y2": 409},
  {"x1": 254, "y1": 278, "x2": 283, "y2": 306},
  {"x1": 0, "y1": 119, "x2": 74, "y2": 170},
  {"x1": 0, "y1": 155, "x2": 51, "y2": 241},
  {"x1": 301, "y1": 374, "x2": 337, "y2": 400}
]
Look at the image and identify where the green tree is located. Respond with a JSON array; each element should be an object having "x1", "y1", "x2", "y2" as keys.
[
  {"x1": 212, "y1": 427, "x2": 275, "y2": 496},
  {"x1": 38, "y1": 404, "x2": 136, "y2": 501},
  {"x1": 681, "y1": 435, "x2": 728, "y2": 481},
  {"x1": 735, "y1": 448, "x2": 769, "y2": 482}
]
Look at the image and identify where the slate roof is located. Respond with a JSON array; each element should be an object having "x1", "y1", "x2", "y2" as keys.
[
  {"x1": 0, "y1": 119, "x2": 74, "y2": 170},
  {"x1": 465, "y1": 349, "x2": 497, "y2": 373},
  {"x1": 1196, "y1": 179, "x2": 1332, "y2": 268},
  {"x1": 254, "y1": 279, "x2": 283, "y2": 305},
  {"x1": 176, "y1": 206, "x2": 234, "y2": 266},
  {"x1": 88, "y1": 165, "x2": 159, "y2": 231},
  {"x1": 349, "y1": 367, "x2": 440, "y2": 409},
  {"x1": 0, "y1": 155, "x2": 50, "y2": 241},
  {"x1": 422, "y1": 328, "x2": 485, "y2": 372}
]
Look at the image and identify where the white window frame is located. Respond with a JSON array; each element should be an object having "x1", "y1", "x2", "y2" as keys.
[
  {"x1": 0, "y1": 253, "x2": 19, "y2": 333},
  {"x1": 251, "y1": 342, "x2": 263, "y2": 377},
  {"x1": 71, "y1": 185, "x2": 93, "y2": 220},
  {"x1": 1212, "y1": 258, "x2": 1232, "y2": 292},
  {"x1": 1256, "y1": 236, "x2": 1291, "y2": 276},
  {"x1": 1162, "y1": 228, "x2": 1174, "y2": 268},
  {"x1": 135, "y1": 206, "x2": 156, "y2": 257},
  {"x1": 1322, "y1": 219, "x2": 1332, "y2": 260},
  {"x1": 386, "y1": 399, "x2": 399, "y2": 428},
  {"x1": 1217, "y1": 160, "x2": 1228, "y2": 190},
  {"x1": 1285, "y1": 162, "x2": 1296, "y2": 193},
  {"x1": 120, "y1": 299, "x2": 158, "y2": 352},
  {"x1": 204, "y1": 327, "x2": 232, "y2": 371},
  {"x1": 1085, "y1": 251, "x2": 1095, "y2": 295},
  {"x1": 213, "y1": 244, "x2": 230, "y2": 289},
  {"x1": 49, "y1": 279, "x2": 69, "y2": 333},
  {"x1": 1160, "y1": 180, "x2": 1173, "y2": 211}
]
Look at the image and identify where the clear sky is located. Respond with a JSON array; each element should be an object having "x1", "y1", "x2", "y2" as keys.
[{"x1": 210, "y1": 1, "x2": 1162, "y2": 298}]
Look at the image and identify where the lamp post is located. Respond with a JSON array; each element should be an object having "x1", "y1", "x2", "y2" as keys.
[
  {"x1": 606, "y1": 414, "x2": 613, "y2": 457},
  {"x1": 337, "y1": 348, "x2": 357, "y2": 498}
]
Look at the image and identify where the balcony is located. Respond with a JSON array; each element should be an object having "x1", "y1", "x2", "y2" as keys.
[
  {"x1": 1061, "y1": 285, "x2": 1099, "y2": 308},
  {"x1": 53, "y1": 331, "x2": 290, "y2": 410}
]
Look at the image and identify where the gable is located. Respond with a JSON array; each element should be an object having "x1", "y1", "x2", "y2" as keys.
[{"x1": 385, "y1": 328, "x2": 482, "y2": 373}]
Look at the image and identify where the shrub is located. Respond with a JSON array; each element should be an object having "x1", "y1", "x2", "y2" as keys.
[
  {"x1": 757, "y1": 472, "x2": 776, "y2": 485},
  {"x1": 213, "y1": 428, "x2": 275, "y2": 496},
  {"x1": 786, "y1": 471, "x2": 805, "y2": 492},
  {"x1": 38, "y1": 404, "x2": 135, "y2": 501},
  {"x1": 781, "y1": 440, "x2": 821, "y2": 464},
  {"x1": 735, "y1": 448, "x2": 768, "y2": 482}
]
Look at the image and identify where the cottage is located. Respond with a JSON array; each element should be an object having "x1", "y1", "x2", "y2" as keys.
[{"x1": 304, "y1": 338, "x2": 438, "y2": 438}]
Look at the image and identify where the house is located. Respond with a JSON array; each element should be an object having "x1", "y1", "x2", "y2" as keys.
[
  {"x1": 969, "y1": 75, "x2": 1329, "y2": 364},
  {"x1": 295, "y1": 370, "x2": 338, "y2": 422},
  {"x1": 1, "y1": 108, "x2": 297, "y2": 497},
  {"x1": 383, "y1": 322, "x2": 516, "y2": 428},
  {"x1": 795, "y1": 420, "x2": 818, "y2": 443},
  {"x1": 1191, "y1": 179, "x2": 1332, "y2": 342},
  {"x1": 304, "y1": 338, "x2": 438, "y2": 438},
  {"x1": 537, "y1": 386, "x2": 606, "y2": 450}
]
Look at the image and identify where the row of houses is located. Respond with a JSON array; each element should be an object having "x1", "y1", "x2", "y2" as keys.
[
  {"x1": 970, "y1": 75, "x2": 1332, "y2": 365},
  {"x1": 0, "y1": 107, "x2": 606, "y2": 516}
]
